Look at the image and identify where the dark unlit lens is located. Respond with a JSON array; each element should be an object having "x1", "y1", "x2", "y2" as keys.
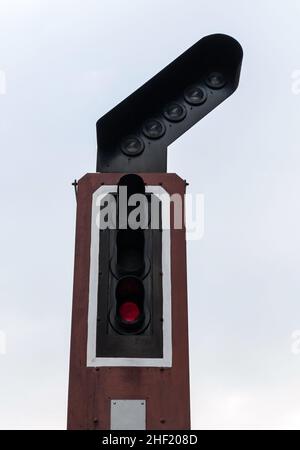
[
  {"x1": 205, "y1": 72, "x2": 226, "y2": 89},
  {"x1": 163, "y1": 103, "x2": 186, "y2": 122},
  {"x1": 142, "y1": 119, "x2": 165, "y2": 139},
  {"x1": 184, "y1": 85, "x2": 207, "y2": 105},
  {"x1": 121, "y1": 135, "x2": 145, "y2": 156}
]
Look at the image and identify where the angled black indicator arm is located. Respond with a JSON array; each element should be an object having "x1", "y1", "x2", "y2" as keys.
[{"x1": 96, "y1": 33, "x2": 243, "y2": 173}]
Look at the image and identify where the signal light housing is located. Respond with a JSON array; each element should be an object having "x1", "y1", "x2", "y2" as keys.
[
  {"x1": 205, "y1": 71, "x2": 226, "y2": 89},
  {"x1": 184, "y1": 85, "x2": 207, "y2": 105},
  {"x1": 163, "y1": 103, "x2": 187, "y2": 122},
  {"x1": 116, "y1": 230, "x2": 145, "y2": 275},
  {"x1": 119, "y1": 301, "x2": 141, "y2": 324},
  {"x1": 96, "y1": 33, "x2": 243, "y2": 173},
  {"x1": 142, "y1": 119, "x2": 166, "y2": 139},
  {"x1": 112, "y1": 276, "x2": 148, "y2": 333},
  {"x1": 96, "y1": 174, "x2": 163, "y2": 358},
  {"x1": 121, "y1": 135, "x2": 145, "y2": 156}
]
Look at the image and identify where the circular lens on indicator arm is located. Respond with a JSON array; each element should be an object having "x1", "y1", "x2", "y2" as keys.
[
  {"x1": 184, "y1": 85, "x2": 207, "y2": 105},
  {"x1": 142, "y1": 119, "x2": 166, "y2": 139},
  {"x1": 163, "y1": 103, "x2": 186, "y2": 122},
  {"x1": 121, "y1": 135, "x2": 145, "y2": 156},
  {"x1": 205, "y1": 72, "x2": 226, "y2": 89}
]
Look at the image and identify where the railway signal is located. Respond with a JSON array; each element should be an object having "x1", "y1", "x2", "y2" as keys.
[{"x1": 68, "y1": 33, "x2": 243, "y2": 430}]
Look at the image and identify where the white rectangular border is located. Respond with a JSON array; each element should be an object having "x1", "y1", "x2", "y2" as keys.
[{"x1": 86, "y1": 185, "x2": 172, "y2": 367}]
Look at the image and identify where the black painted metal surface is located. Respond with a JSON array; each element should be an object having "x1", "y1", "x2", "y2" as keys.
[{"x1": 96, "y1": 33, "x2": 243, "y2": 173}]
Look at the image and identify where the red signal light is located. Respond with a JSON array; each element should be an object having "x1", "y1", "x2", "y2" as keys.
[
  {"x1": 114, "y1": 276, "x2": 145, "y2": 331},
  {"x1": 118, "y1": 301, "x2": 141, "y2": 323}
]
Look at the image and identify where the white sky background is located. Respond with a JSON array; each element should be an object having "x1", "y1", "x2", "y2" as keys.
[{"x1": 0, "y1": 0, "x2": 300, "y2": 429}]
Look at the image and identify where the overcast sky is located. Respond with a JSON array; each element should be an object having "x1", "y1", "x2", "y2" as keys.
[{"x1": 0, "y1": 0, "x2": 300, "y2": 429}]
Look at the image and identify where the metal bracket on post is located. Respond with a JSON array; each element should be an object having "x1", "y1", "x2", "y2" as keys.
[{"x1": 72, "y1": 179, "x2": 78, "y2": 202}]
